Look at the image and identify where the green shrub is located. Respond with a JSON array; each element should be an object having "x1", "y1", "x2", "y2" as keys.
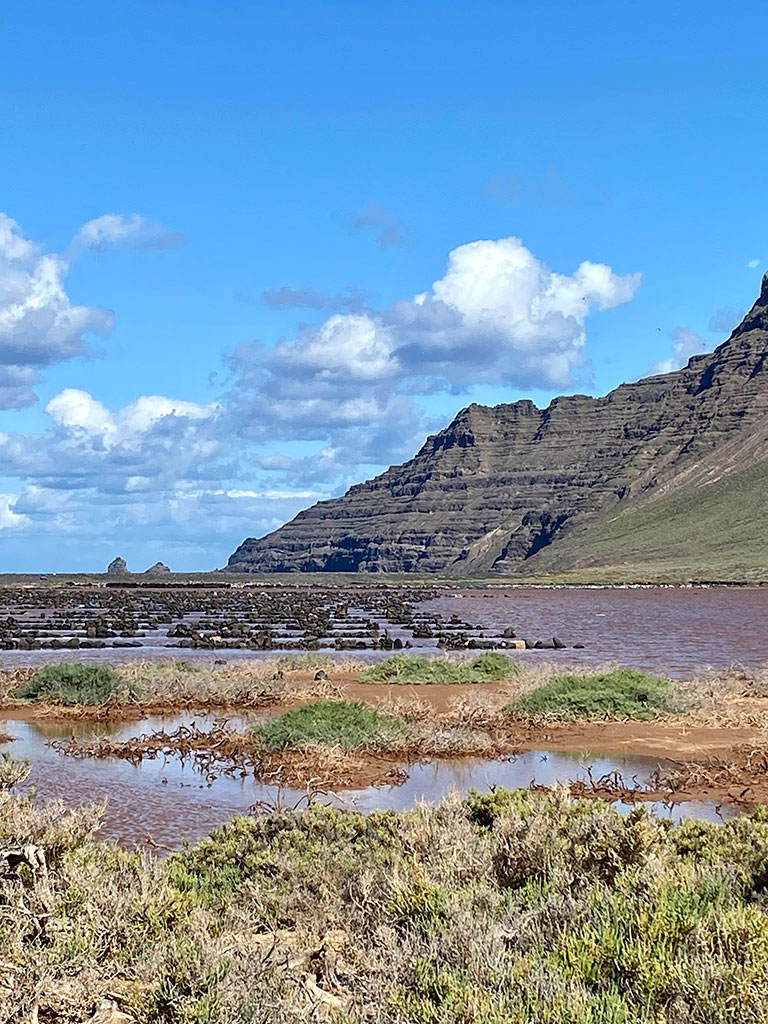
[
  {"x1": 362, "y1": 651, "x2": 518, "y2": 685},
  {"x1": 11, "y1": 662, "x2": 134, "y2": 705},
  {"x1": 8, "y1": 788, "x2": 768, "y2": 1021},
  {"x1": 253, "y1": 699, "x2": 405, "y2": 751},
  {"x1": 465, "y1": 787, "x2": 533, "y2": 829},
  {"x1": 167, "y1": 804, "x2": 399, "y2": 911},
  {"x1": 508, "y1": 668, "x2": 676, "y2": 720},
  {"x1": 389, "y1": 881, "x2": 449, "y2": 933},
  {"x1": 0, "y1": 753, "x2": 30, "y2": 789}
]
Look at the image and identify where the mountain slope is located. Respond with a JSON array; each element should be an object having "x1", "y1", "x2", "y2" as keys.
[
  {"x1": 526, "y1": 457, "x2": 768, "y2": 581},
  {"x1": 228, "y1": 274, "x2": 768, "y2": 578}
]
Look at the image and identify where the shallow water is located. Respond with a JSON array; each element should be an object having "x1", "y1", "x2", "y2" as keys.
[
  {"x1": 1, "y1": 586, "x2": 766, "y2": 676},
  {"x1": 421, "y1": 587, "x2": 768, "y2": 675},
  {"x1": 2, "y1": 713, "x2": 738, "y2": 850}
]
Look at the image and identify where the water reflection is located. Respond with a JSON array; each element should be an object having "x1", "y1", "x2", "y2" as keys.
[{"x1": 1, "y1": 713, "x2": 738, "y2": 851}]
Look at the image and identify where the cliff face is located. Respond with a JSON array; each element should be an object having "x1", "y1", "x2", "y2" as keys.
[{"x1": 228, "y1": 276, "x2": 768, "y2": 575}]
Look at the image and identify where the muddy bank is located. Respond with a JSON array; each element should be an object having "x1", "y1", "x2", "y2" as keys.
[
  {"x1": 24, "y1": 676, "x2": 768, "y2": 813},
  {"x1": 2, "y1": 712, "x2": 741, "y2": 849},
  {"x1": 0, "y1": 671, "x2": 505, "y2": 720},
  {"x1": 4, "y1": 658, "x2": 768, "y2": 847},
  {"x1": 51, "y1": 715, "x2": 768, "y2": 806}
]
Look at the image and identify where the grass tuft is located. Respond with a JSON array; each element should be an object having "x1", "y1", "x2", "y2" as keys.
[
  {"x1": 271, "y1": 652, "x2": 336, "y2": 672},
  {"x1": 508, "y1": 667, "x2": 677, "y2": 720},
  {"x1": 362, "y1": 651, "x2": 518, "y2": 685},
  {"x1": 11, "y1": 662, "x2": 135, "y2": 705},
  {"x1": 253, "y1": 699, "x2": 405, "y2": 750}
]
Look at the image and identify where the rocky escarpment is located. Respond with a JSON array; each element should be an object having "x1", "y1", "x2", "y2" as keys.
[{"x1": 228, "y1": 275, "x2": 768, "y2": 575}]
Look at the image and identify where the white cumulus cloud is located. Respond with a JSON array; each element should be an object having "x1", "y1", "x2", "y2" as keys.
[
  {"x1": 0, "y1": 493, "x2": 30, "y2": 530},
  {"x1": 261, "y1": 236, "x2": 640, "y2": 393},
  {"x1": 45, "y1": 388, "x2": 218, "y2": 448},
  {"x1": 0, "y1": 214, "x2": 114, "y2": 408},
  {"x1": 0, "y1": 231, "x2": 642, "y2": 565}
]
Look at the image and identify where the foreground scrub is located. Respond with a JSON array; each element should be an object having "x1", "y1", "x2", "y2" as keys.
[{"x1": 3, "y1": 774, "x2": 768, "y2": 1022}]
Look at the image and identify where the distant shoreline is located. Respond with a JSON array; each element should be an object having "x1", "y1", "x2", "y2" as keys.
[{"x1": 0, "y1": 572, "x2": 765, "y2": 589}]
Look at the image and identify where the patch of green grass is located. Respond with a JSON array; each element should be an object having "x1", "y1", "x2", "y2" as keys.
[
  {"x1": 362, "y1": 651, "x2": 518, "y2": 684},
  {"x1": 253, "y1": 699, "x2": 405, "y2": 750},
  {"x1": 508, "y1": 668, "x2": 676, "y2": 720},
  {"x1": 271, "y1": 652, "x2": 335, "y2": 672},
  {"x1": 11, "y1": 662, "x2": 136, "y2": 705}
]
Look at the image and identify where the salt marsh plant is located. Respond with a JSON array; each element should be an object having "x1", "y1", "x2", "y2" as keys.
[
  {"x1": 508, "y1": 667, "x2": 678, "y2": 720},
  {"x1": 362, "y1": 650, "x2": 519, "y2": 684},
  {"x1": 253, "y1": 699, "x2": 406, "y2": 750},
  {"x1": 11, "y1": 662, "x2": 131, "y2": 705},
  {"x1": 4, "y1": 789, "x2": 768, "y2": 1022}
]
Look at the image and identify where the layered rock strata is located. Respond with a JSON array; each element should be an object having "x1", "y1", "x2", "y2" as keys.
[{"x1": 228, "y1": 276, "x2": 768, "y2": 575}]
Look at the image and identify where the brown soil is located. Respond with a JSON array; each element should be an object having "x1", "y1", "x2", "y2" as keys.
[
  {"x1": 515, "y1": 719, "x2": 762, "y2": 760},
  {"x1": 0, "y1": 672, "x2": 504, "y2": 720}
]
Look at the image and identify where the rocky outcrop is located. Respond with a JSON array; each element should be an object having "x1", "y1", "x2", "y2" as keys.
[
  {"x1": 144, "y1": 562, "x2": 171, "y2": 575},
  {"x1": 107, "y1": 557, "x2": 129, "y2": 575},
  {"x1": 228, "y1": 274, "x2": 768, "y2": 575}
]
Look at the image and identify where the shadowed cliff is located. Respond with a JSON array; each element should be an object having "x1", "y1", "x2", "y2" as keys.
[{"x1": 228, "y1": 274, "x2": 768, "y2": 579}]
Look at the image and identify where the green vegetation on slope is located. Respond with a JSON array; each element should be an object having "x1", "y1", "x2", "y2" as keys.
[
  {"x1": 253, "y1": 699, "x2": 405, "y2": 750},
  {"x1": 11, "y1": 662, "x2": 132, "y2": 705},
  {"x1": 529, "y1": 458, "x2": 768, "y2": 583},
  {"x1": 362, "y1": 651, "x2": 518, "y2": 684},
  {"x1": 509, "y1": 668, "x2": 677, "y2": 720},
  {"x1": 6, "y1": 771, "x2": 768, "y2": 1023}
]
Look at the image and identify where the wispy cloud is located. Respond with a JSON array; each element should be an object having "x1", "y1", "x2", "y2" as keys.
[
  {"x1": 260, "y1": 284, "x2": 368, "y2": 312},
  {"x1": 708, "y1": 307, "x2": 745, "y2": 335},
  {"x1": 649, "y1": 326, "x2": 710, "y2": 375},
  {"x1": 350, "y1": 201, "x2": 406, "y2": 247},
  {"x1": 486, "y1": 169, "x2": 612, "y2": 212},
  {"x1": 71, "y1": 213, "x2": 185, "y2": 254}
]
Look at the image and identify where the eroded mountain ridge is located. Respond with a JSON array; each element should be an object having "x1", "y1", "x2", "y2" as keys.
[{"x1": 228, "y1": 275, "x2": 768, "y2": 576}]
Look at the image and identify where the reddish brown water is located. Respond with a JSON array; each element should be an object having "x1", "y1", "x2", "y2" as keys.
[
  {"x1": 1, "y1": 587, "x2": 766, "y2": 675},
  {"x1": 420, "y1": 587, "x2": 768, "y2": 675},
  {"x1": 3, "y1": 713, "x2": 737, "y2": 850},
  {"x1": 2, "y1": 586, "x2": 763, "y2": 847}
]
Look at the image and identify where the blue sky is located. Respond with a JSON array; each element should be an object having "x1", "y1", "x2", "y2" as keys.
[{"x1": 1, "y1": 0, "x2": 766, "y2": 571}]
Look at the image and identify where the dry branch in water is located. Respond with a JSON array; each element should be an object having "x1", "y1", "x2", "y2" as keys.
[
  {"x1": 51, "y1": 724, "x2": 410, "y2": 790},
  {"x1": 648, "y1": 744, "x2": 768, "y2": 804}
]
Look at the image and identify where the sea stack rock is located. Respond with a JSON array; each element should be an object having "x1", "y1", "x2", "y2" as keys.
[
  {"x1": 107, "y1": 557, "x2": 129, "y2": 575},
  {"x1": 144, "y1": 561, "x2": 171, "y2": 574}
]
